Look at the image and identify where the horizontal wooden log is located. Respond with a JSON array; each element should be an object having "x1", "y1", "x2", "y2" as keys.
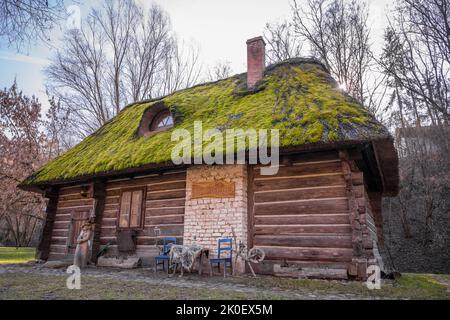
[
  {"x1": 56, "y1": 207, "x2": 93, "y2": 215},
  {"x1": 256, "y1": 246, "x2": 353, "y2": 262},
  {"x1": 51, "y1": 237, "x2": 67, "y2": 245},
  {"x1": 58, "y1": 199, "x2": 93, "y2": 208},
  {"x1": 107, "y1": 180, "x2": 148, "y2": 189},
  {"x1": 254, "y1": 161, "x2": 342, "y2": 178},
  {"x1": 254, "y1": 224, "x2": 351, "y2": 235},
  {"x1": 100, "y1": 227, "x2": 185, "y2": 243},
  {"x1": 145, "y1": 207, "x2": 185, "y2": 216},
  {"x1": 148, "y1": 180, "x2": 186, "y2": 192},
  {"x1": 54, "y1": 213, "x2": 71, "y2": 222},
  {"x1": 100, "y1": 228, "x2": 116, "y2": 237},
  {"x1": 145, "y1": 215, "x2": 184, "y2": 225},
  {"x1": 251, "y1": 259, "x2": 349, "y2": 275},
  {"x1": 106, "y1": 189, "x2": 121, "y2": 197},
  {"x1": 254, "y1": 198, "x2": 349, "y2": 215},
  {"x1": 254, "y1": 174, "x2": 345, "y2": 191},
  {"x1": 59, "y1": 186, "x2": 84, "y2": 196},
  {"x1": 146, "y1": 198, "x2": 185, "y2": 208},
  {"x1": 352, "y1": 172, "x2": 364, "y2": 185},
  {"x1": 146, "y1": 189, "x2": 185, "y2": 201},
  {"x1": 135, "y1": 246, "x2": 162, "y2": 256},
  {"x1": 105, "y1": 197, "x2": 120, "y2": 205},
  {"x1": 104, "y1": 205, "x2": 119, "y2": 213},
  {"x1": 48, "y1": 244, "x2": 67, "y2": 254},
  {"x1": 106, "y1": 171, "x2": 186, "y2": 189},
  {"x1": 140, "y1": 225, "x2": 184, "y2": 237},
  {"x1": 100, "y1": 238, "x2": 117, "y2": 245},
  {"x1": 59, "y1": 194, "x2": 85, "y2": 201},
  {"x1": 254, "y1": 214, "x2": 350, "y2": 225},
  {"x1": 255, "y1": 186, "x2": 346, "y2": 203},
  {"x1": 103, "y1": 209, "x2": 118, "y2": 218},
  {"x1": 101, "y1": 217, "x2": 117, "y2": 226},
  {"x1": 53, "y1": 221, "x2": 71, "y2": 229},
  {"x1": 254, "y1": 151, "x2": 339, "y2": 169},
  {"x1": 52, "y1": 229, "x2": 68, "y2": 237},
  {"x1": 136, "y1": 236, "x2": 183, "y2": 246},
  {"x1": 253, "y1": 234, "x2": 352, "y2": 248}
]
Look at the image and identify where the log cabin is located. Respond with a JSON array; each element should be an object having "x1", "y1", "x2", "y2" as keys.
[{"x1": 19, "y1": 37, "x2": 399, "y2": 280}]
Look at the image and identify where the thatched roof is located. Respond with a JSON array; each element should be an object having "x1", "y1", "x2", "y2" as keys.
[{"x1": 20, "y1": 58, "x2": 398, "y2": 195}]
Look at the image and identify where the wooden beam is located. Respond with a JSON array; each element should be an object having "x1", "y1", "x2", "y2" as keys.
[
  {"x1": 36, "y1": 187, "x2": 59, "y2": 261},
  {"x1": 89, "y1": 180, "x2": 107, "y2": 264},
  {"x1": 361, "y1": 144, "x2": 383, "y2": 192},
  {"x1": 247, "y1": 164, "x2": 255, "y2": 250}
]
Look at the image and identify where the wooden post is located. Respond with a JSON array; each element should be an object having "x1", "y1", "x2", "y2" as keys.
[
  {"x1": 89, "y1": 180, "x2": 106, "y2": 264},
  {"x1": 246, "y1": 164, "x2": 254, "y2": 251},
  {"x1": 367, "y1": 191, "x2": 383, "y2": 244},
  {"x1": 339, "y1": 150, "x2": 370, "y2": 280},
  {"x1": 36, "y1": 187, "x2": 59, "y2": 261}
]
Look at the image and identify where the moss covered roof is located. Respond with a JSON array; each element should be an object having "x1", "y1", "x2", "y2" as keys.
[{"x1": 22, "y1": 58, "x2": 392, "y2": 187}]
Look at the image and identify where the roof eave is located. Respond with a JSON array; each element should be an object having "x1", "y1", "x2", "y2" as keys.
[{"x1": 19, "y1": 139, "x2": 399, "y2": 194}]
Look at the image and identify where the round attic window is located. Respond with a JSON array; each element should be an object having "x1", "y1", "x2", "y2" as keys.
[
  {"x1": 150, "y1": 111, "x2": 174, "y2": 131},
  {"x1": 137, "y1": 103, "x2": 175, "y2": 137}
]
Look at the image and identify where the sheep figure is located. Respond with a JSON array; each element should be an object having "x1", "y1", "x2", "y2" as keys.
[{"x1": 168, "y1": 244, "x2": 203, "y2": 277}]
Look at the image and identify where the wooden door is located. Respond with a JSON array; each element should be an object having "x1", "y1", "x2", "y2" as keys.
[{"x1": 67, "y1": 211, "x2": 90, "y2": 254}]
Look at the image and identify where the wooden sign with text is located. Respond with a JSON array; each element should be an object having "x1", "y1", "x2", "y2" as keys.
[{"x1": 191, "y1": 181, "x2": 235, "y2": 199}]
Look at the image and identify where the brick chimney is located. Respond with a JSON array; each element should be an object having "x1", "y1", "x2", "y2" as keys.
[{"x1": 246, "y1": 36, "x2": 265, "y2": 88}]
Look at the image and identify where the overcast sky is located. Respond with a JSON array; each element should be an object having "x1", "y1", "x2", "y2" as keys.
[{"x1": 0, "y1": 0, "x2": 393, "y2": 112}]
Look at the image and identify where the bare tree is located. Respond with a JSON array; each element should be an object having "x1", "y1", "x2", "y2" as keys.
[
  {"x1": 264, "y1": 0, "x2": 384, "y2": 114},
  {"x1": 153, "y1": 39, "x2": 202, "y2": 98},
  {"x1": 379, "y1": 0, "x2": 450, "y2": 272},
  {"x1": 92, "y1": 0, "x2": 139, "y2": 113},
  {"x1": 264, "y1": 20, "x2": 302, "y2": 64},
  {"x1": 292, "y1": 0, "x2": 373, "y2": 103},
  {"x1": 379, "y1": 0, "x2": 450, "y2": 123},
  {"x1": 0, "y1": 0, "x2": 65, "y2": 51},
  {"x1": 45, "y1": 0, "x2": 202, "y2": 140},
  {"x1": 43, "y1": 94, "x2": 73, "y2": 155},
  {"x1": 205, "y1": 60, "x2": 233, "y2": 82},
  {"x1": 45, "y1": 17, "x2": 110, "y2": 139},
  {"x1": 124, "y1": 4, "x2": 173, "y2": 101}
]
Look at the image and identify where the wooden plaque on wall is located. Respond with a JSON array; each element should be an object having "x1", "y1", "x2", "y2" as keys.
[{"x1": 191, "y1": 181, "x2": 235, "y2": 199}]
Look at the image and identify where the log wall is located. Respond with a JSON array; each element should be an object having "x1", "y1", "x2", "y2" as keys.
[
  {"x1": 250, "y1": 151, "x2": 354, "y2": 276},
  {"x1": 42, "y1": 151, "x2": 382, "y2": 278},
  {"x1": 45, "y1": 169, "x2": 186, "y2": 262},
  {"x1": 100, "y1": 170, "x2": 186, "y2": 260}
]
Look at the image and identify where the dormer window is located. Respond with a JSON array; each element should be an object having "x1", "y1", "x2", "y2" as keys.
[
  {"x1": 137, "y1": 102, "x2": 175, "y2": 137},
  {"x1": 150, "y1": 111, "x2": 174, "y2": 131}
]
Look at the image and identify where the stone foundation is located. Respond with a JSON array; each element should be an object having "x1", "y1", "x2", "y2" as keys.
[{"x1": 183, "y1": 165, "x2": 248, "y2": 273}]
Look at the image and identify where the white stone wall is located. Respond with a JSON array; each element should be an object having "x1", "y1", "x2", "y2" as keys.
[{"x1": 183, "y1": 164, "x2": 248, "y2": 273}]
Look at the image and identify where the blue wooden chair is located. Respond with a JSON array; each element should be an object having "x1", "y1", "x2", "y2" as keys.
[
  {"x1": 209, "y1": 238, "x2": 233, "y2": 277},
  {"x1": 154, "y1": 237, "x2": 177, "y2": 273}
]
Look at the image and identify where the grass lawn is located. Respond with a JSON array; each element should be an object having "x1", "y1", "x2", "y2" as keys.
[
  {"x1": 0, "y1": 270, "x2": 448, "y2": 300},
  {"x1": 0, "y1": 273, "x2": 288, "y2": 300},
  {"x1": 0, "y1": 248, "x2": 448, "y2": 299},
  {"x1": 0, "y1": 247, "x2": 35, "y2": 264},
  {"x1": 237, "y1": 273, "x2": 450, "y2": 300}
]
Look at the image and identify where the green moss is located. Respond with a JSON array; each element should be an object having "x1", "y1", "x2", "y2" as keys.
[{"x1": 24, "y1": 61, "x2": 388, "y2": 185}]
